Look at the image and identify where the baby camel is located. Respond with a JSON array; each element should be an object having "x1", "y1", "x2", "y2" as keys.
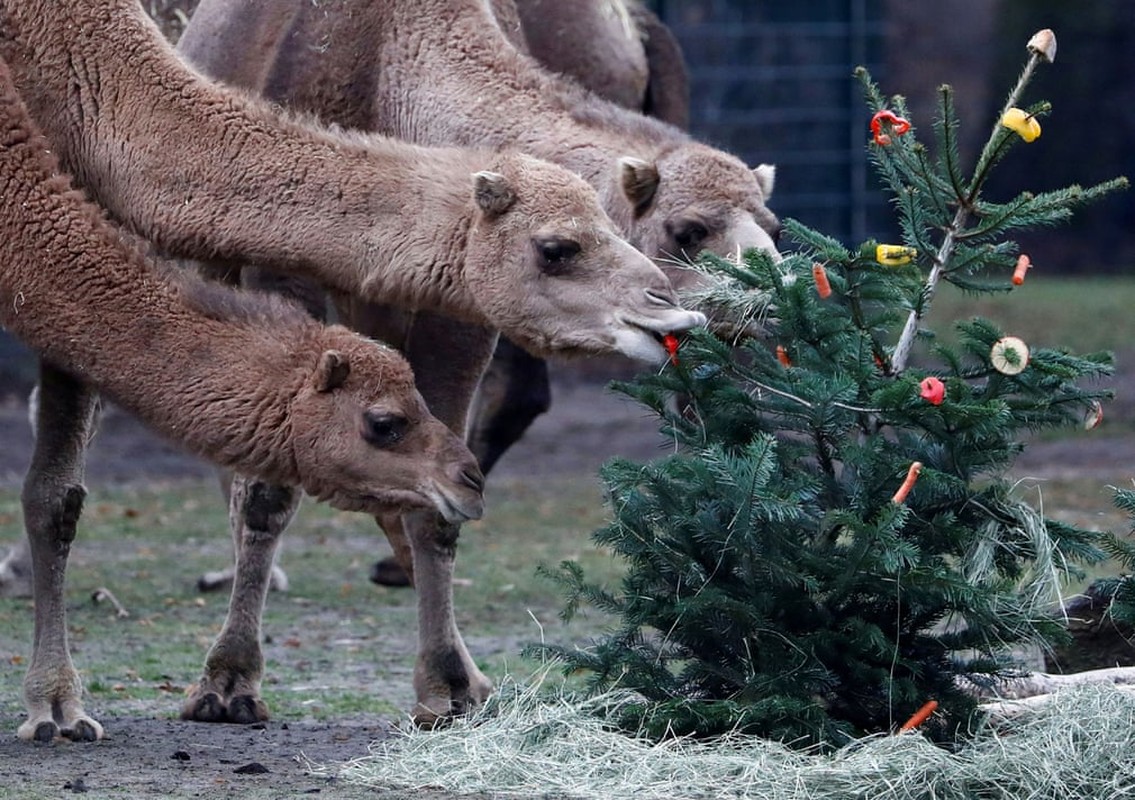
[
  {"x1": 0, "y1": 0, "x2": 704, "y2": 726},
  {"x1": 0, "y1": 56, "x2": 482, "y2": 742}
]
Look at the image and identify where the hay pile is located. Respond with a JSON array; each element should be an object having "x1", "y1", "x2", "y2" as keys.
[{"x1": 311, "y1": 674, "x2": 1135, "y2": 799}]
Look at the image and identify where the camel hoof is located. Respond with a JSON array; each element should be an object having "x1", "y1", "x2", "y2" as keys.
[
  {"x1": 182, "y1": 691, "x2": 228, "y2": 723},
  {"x1": 369, "y1": 557, "x2": 411, "y2": 587},
  {"x1": 62, "y1": 719, "x2": 102, "y2": 742},
  {"x1": 227, "y1": 695, "x2": 269, "y2": 725},
  {"x1": 32, "y1": 721, "x2": 57, "y2": 743}
]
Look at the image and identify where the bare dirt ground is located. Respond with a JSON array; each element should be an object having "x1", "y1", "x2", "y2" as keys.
[{"x1": 0, "y1": 357, "x2": 1131, "y2": 798}]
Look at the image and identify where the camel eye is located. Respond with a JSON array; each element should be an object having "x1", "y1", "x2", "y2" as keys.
[
  {"x1": 362, "y1": 410, "x2": 409, "y2": 448},
  {"x1": 534, "y1": 236, "x2": 581, "y2": 275},
  {"x1": 672, "y1": 220, "x2": 709, "y2": 252}
]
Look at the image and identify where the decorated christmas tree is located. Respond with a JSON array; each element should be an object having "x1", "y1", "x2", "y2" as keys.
[{"x1": 533, "y1": 30, "x2": 1127, "y2": 747}]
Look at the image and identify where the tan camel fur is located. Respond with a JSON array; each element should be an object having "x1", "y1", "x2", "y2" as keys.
[
  {"x1": 0, "y1": 55, "x2": 486, "y2": 742},
  {"x1": 513, "y1": 0, "x2": 689, "y2": 128},
  {"x1": 177, "y1": 0, "x2": 780, "y2": 725},
  {"x1": 0, "y1": 0, "x2": 700, "y2": 361},
  {"x1": 0, "y1": 0, "x2": 705, "y2": 726}
]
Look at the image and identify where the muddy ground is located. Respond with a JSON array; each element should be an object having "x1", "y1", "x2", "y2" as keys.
[{"x1": 0, "y1": 357, "x2": 1132, "y2": 798}]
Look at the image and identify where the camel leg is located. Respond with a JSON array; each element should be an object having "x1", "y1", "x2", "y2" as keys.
[
  {"x1": 383, "y1": 509, "x2": 493, "y2": 726},
  {"x1": 18, "y1": 363, "x2": 102, "y2": 742},
  {"x1": 182, "y1": 478, "x2": 301, "y2": 724},
  {"x1": 339, "y1": 300, "x2": 497, "y2": 721},
  {"x1": 196, "y1": 469, "x2": 289, "y2": 593}
]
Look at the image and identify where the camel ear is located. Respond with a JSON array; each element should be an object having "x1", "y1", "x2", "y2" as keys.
[
  {"x1": 619, "y1": 156, "x2": 659, "y2": 217},
  {"x1": 313, "y1": 350, "x2": 351, "y2": 393},
  {"x1": 753, "y1": 164, "x2": 776, "y2": 200},
  {"x1": 473, "y1": 171, "x2": 516, "y2": 216}
]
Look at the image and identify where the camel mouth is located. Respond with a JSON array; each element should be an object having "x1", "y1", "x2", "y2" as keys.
[{"x1": 424, "y1": 483, "x2": 485, "y2": 524}]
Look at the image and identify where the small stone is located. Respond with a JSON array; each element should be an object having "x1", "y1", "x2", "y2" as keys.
[
  {"x1": 171, "y1": 750, "x2": 191, "y2": 762},
  {"x1": 234, "y1": 762, "x2": 271, "y2": 775},
  {"x1": 64, "y1": 778, "x2": 88, "y2": 793}
]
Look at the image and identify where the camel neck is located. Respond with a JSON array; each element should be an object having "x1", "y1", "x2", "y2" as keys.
[{"x1": 0, "y1": 0, "x2": 482, "y2": 324}]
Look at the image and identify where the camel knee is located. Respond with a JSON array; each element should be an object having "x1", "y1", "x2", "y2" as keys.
[
  {"x1": 234, "y1": 481, "x2": 300, "y2": 538},
  {"x1": 20, "y1": 479, "x2": 86, "y2": 548}
]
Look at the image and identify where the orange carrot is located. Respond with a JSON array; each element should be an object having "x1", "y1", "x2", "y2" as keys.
[
  {"x1": 1012, "y1": 254, "x2": 1031, "y2": 285},
  {"x1": 891, "y1": 461, "x2": 923, "y2": 504},
  {"x1": 812, "y1": 262, "x2": 832, "y2": 299},
  {"x1": 776, "y1": 345, "x2": 791, "y2": 367},
  {"x1": 899, "y1": 699, "x2": 938, "y2": 732}
]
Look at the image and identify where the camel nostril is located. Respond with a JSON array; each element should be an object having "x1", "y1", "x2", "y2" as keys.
[
  {"x1": 460, "y1": 467, "x2": 485, "y2": 494},
  {"x1": 644, "y1": 288, "x2": 678, "y2": 308}
]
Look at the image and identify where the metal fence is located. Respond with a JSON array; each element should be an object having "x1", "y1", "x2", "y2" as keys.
[{"x1": 653, "y1": 0, "x2": 890, "y2": 246}]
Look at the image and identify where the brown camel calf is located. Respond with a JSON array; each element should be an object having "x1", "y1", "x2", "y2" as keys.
[{"x1": 0, "y1": 54, "x2": 483, "y2": 742}]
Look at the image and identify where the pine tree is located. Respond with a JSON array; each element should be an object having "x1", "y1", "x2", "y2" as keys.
[{"x1": 531, "y1": 30, "x2": 1127, "y2": 748}]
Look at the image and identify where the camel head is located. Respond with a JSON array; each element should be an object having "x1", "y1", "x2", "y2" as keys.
[
  {"x1": 464, "y1": 152, "x2": 706, "y2": 364},
  {"x1": 288, "y1": 329, "x2": 484, "y2": 522},
  {"x1": 616, "y1": 142, "x2": 782, "y2": 293}
]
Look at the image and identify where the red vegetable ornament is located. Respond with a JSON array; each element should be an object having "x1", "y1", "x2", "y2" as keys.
[
  {"x1": 870, "y1": 110, "x2": 911, "y2": 146},
  {"x1": 776, "y1": 345, "x2": 792, "y2": 367},
  {"x1": 892, "y1": 461, "x2": 923, "y2": 504},
  {"x1": 812, "y1": 262, "x2": 832, "y2": 299},
  {"x1": 919, "y1": 377, "x2": 945, "y2": 405},
  {"x1": 662, "y1": 333, "x2": 680, "y2": 366},
  {"x1": 899, "y1": 700, "x2": 939, "y2": 733},
  {"x1": 1013, "y1": 254, "x2": 1031, "y2": 286}
]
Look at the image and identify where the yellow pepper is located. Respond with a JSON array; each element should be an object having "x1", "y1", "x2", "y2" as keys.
[
  {"x1": 875, "y1": 244, "x2": 918, "y2": 266},
  {"x1": 1001, "y1": 108, "x2": 1041, "y2": 142}
]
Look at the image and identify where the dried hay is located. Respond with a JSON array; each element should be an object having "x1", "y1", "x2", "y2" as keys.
[{"x1": 309, "y1": 668, "x2": 1135, "y2": 799}]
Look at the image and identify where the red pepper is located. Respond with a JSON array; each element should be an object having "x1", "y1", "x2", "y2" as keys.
[
  {"x1": 662, "y1": 333, "x2": 680, "y2": 365},
  {"x1": 870, "y1": 110, "x2": 911, "y2": 146},
  {"x1": 919, "y1": 377, "x2": 945, "y2": 405}
]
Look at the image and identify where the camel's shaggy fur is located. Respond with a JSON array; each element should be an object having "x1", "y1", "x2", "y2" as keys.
[
  {"x1": 513, "y1": 0, "x2": 689, "y2": 128},
  {"x1": 0, "y1": 0, "x2": 701, "y2": 361},
  {"x1": 0, "y1": 0, "x2": 706, "y2": 729},
  {"x1": 0, "y1": 55, "x2": 485, "y2": 742},
  {"x1": 175, "y1": 0, "x2": 781, "y2": 726}
]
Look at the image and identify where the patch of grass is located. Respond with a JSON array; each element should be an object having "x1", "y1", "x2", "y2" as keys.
[{"x1": 924, "y1": 275, "x2": 1135, "y2": 355}]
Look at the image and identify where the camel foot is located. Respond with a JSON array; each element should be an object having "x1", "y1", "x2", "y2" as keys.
[
  {"x1": 18, "y1": 713, "x2": 104, "y2": 743},
  {"x1": 196, "y1": 564, "x2": 289, "y2": 594},
  {"x1": 412, "y1": 649, "x2": 494, "y2": 727},
  {"x1": 0, "y1": 547, "x2": 32, "y2": 598},
  {"x1": 369, "y1": 557, "x2": 411, "y2": 587},
  {"x1": 181, "y1": 686, "x2": 270, "y2": 724}
]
